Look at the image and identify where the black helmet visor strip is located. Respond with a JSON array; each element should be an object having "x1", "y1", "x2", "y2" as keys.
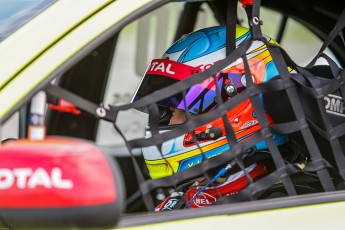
[{"x1": 131, "y1": 58, "x2": 199, "y2": 114}]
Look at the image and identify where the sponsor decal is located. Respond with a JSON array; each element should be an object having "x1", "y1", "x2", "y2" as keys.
[
  {"x1": 179, "y1": 149, "x2": 224, "y2": 170},
  {"x1": 193, "y1": 192, "x2": 217, "y2": 207},
  {"x1": 146, "y1": 59, "x2": 202, "y2": 80},
  {"x1": 162, "y1": 198, "x2": 179, "y2": 211},
  {"x1": 0, "y1": 167, "x2": 73, "y2": 189},
  {"x1": 149, "y1": 61, "x2": 176, "y2": 75},
  {"x1": 324, "y1": 94, "x2": 345, "y2": 117},
  {"x1": 179, "y1": 156, "x2": 202, "y2": 170}
]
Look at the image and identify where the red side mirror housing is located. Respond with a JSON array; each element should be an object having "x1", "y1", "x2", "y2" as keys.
[{"x1": 0, "y1": 136, "x2": 125, "y2": 229}]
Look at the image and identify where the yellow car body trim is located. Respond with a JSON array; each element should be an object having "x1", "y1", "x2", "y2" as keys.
[{"x1": 0, "y1": 0, "x2": 153, "y2": 119}]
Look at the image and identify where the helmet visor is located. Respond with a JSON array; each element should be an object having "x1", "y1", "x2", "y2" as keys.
[{"x1": 131, "y1": 59, "x2": 201, "y2": 113}]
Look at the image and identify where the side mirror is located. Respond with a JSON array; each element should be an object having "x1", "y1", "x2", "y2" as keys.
[{"x1": 0, "y1": 136, "x2": 125, "y2": 229}]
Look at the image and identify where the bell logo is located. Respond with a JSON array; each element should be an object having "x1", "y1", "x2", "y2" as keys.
[
  {"x1": 324, "y1": 94, "x2": 345, "y2": 117},
  {"x1": 149, "y1": 61, "x2": 175, "y2": 75},
  {"x1": 193, "y1": 192, "x2": 217, "y2": 207},
  {"x1": 0, "y1": 167, "x2": 73, "y2": 189}
]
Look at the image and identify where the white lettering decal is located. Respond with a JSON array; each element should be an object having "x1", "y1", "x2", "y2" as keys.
[
  {"x1": 155, "y1": 63, "x2": 165, "y2": 72},
  {"x1": 330, "y1": 98, "x2": 340, "y2": 112},
  {"x1": 324, "y1": 97, "x2": 330, "y2": 109},
  {"x1": 150, "y1": 62, "x2": 158, "y2": 71},
  {"x1": 0, "y1": 169, "x2": 14, "y2": 189},
  {"x1": 150, "y1": 61, "x2": 176, "y2": 75},
  {"x1": 0, "y1": 167, "x2": 73, "y2": 189},
  {"x1": 188, "y1": 160, "x2": 201, "y2": 168},
  {"x1": 324, "y1": 94, "x2": 345, "y2": 117},
  {"x1": 51, "y1": 167, "x2": 73, "y2": 189},
  {"x1": 13, "y1": 168, "x2": 32, "y2": 188},
  {"x1": 163, "y1": 199, "x2": 178, "y2": 210},
  {"x1": 28, "y1": 167, "x2": 52, "y2": 188},
  {"x1": 166, "y1": 64, "x2": 175, "y2": 75},
  {"x1": 193, "y1": 192, "x2": 217, "y2": 207},
  {"x1": 195, "y1": 198, "x2": 212, "y2": 205}
]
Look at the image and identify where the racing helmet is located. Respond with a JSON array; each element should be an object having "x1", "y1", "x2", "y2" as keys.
[{"x1": 132, "y1": 25, "x2": 287, "y2": 179}]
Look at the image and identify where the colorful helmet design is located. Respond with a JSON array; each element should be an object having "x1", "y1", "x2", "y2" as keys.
[{"x1": 132, "y1": 25, "x2": 287, "y2": 179}]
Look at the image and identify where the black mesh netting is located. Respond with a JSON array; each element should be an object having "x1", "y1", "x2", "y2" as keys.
[{"x1": 45, "y1": 0, "x2": 345, "y2": 212}]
